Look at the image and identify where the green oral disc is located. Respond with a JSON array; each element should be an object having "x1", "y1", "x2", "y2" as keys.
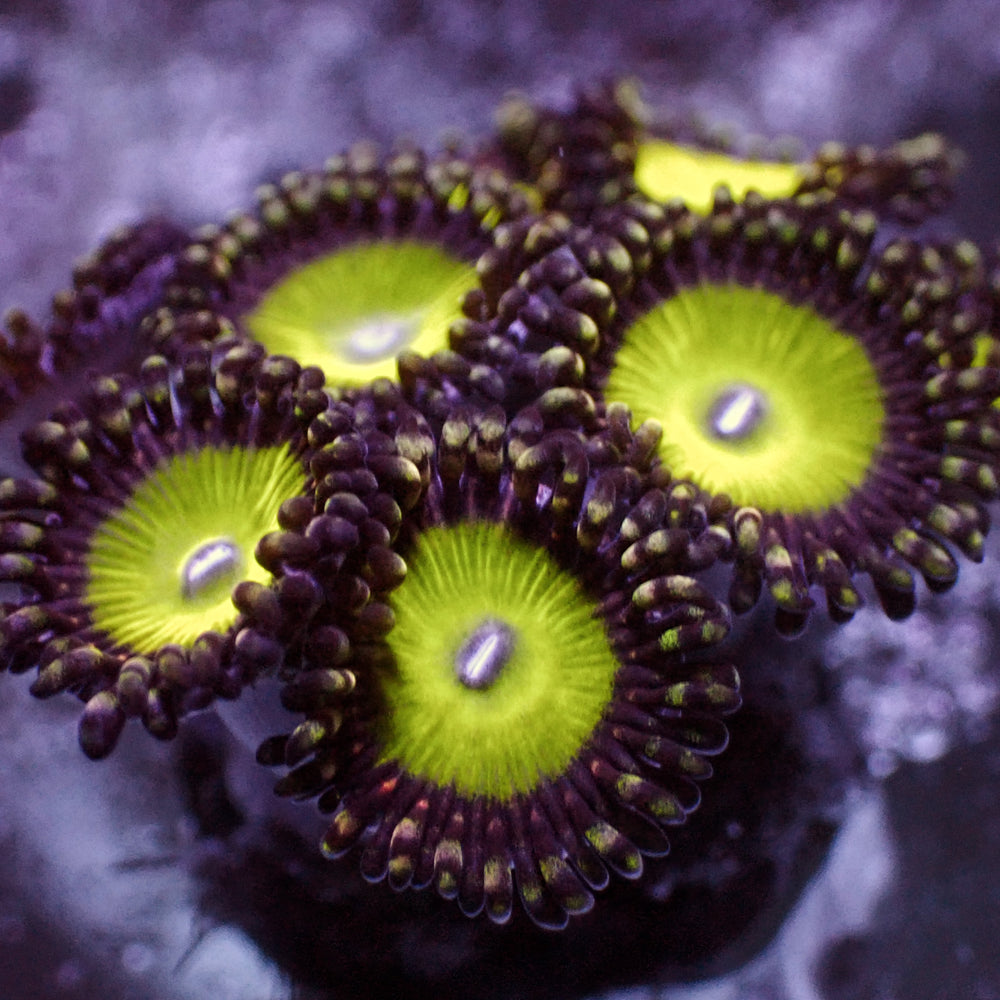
[
  {"x1": 85, "y1": 444, "x2": 306, "y2": 651},
  {"x1": 604, "y1": 283, "x2": 885, "y2": 513},
  {"x1": 634, "y1": 141, "x2": 806, "y2": 213},
  {"x1": 380, "y1": 520, "x2": 619, "y2": 801},
  {"x1": 245, "y1": 240, "x2": 480, "y2": 383}
]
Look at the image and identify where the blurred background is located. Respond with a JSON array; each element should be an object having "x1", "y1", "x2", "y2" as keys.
[{"x1": 2, "y1": 2, "x2": 1000, "y2": 998}]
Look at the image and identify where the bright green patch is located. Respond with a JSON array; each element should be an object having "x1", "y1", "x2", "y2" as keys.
[
  {"x1": 604, "y1": 283, "x2": 885, "y2": 512},
  {"x1": 380, "y1": 521, "x2": 618, "y2": 801},
  {"x1": 85, "y1": 445, "x2": 305, "y2": 651},
  {"x1": 635, "y1": 141, "x2": 806, "y2": 213},
  {"x1": 245, "y1": 240, "x2": 479, "y2": 384}
]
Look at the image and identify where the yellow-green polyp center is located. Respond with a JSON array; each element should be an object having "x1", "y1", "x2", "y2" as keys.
[
  {"x1": 380, "y1": 521, "x2": 619, "y2": 801},
  {"x1": 604, "y1": 283, "x2": 886, "y2": 513},
  {"x1": 244, "y1": 240, "x2": 479, "y2": 384},
  {"x1": 85, "y1": 445, "x2": 306, "y2": 652},
  {"x1": 634, "y1": 140, "x2": 806, "y2": 213}
]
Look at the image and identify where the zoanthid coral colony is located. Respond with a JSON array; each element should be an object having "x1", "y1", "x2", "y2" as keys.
[{"x1": 0, "y1": 80, "x2": 997, "y2": 933}]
